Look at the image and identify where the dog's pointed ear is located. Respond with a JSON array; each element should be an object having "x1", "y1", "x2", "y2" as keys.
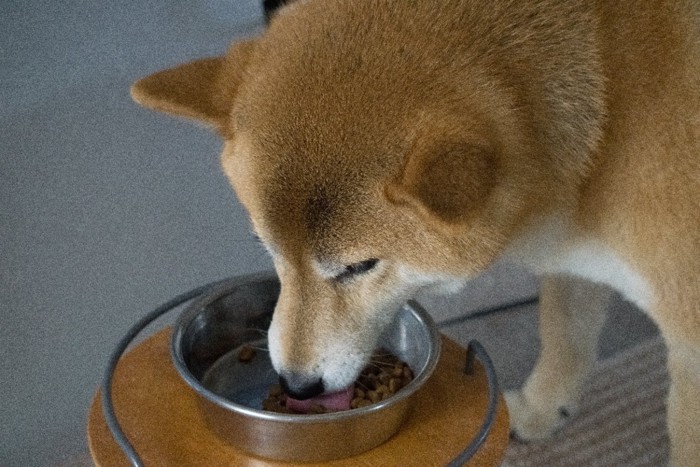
[
  {"x1": 130, "y1": 40, "x2": 255, "y2": 134},
  {"x1": 385, "y1": 141, "x2": 497, "y2": 228}
]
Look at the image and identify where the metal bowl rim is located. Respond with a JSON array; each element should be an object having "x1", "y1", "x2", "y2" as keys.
[{"x1": 170, "y1": 272, "x2": 442, "y2": 424}]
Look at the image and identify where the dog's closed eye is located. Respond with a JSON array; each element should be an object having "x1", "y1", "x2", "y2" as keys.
[{"x1": 335, "y1": 259, "x2": 379, "y2": 282}]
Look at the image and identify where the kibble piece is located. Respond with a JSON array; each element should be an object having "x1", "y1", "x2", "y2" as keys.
[
  {"x1": 368, "y1": 390, "x2": 381, "y2": 403},
  {"x1": 379, "y1": 372, "x2": 391, "y2": 385},
  {"x1": 308, "y1": 404, "x2": 328, "y2": 414},
  {"x1": 350, "y1": 397, "x2": 368, "y2": 409},
  {"x1": 238, "y1": 345, "x2": 256, "y2": 363},
  {"x1": 389, "y1": 377, "x2": 401, "y2": 393}
]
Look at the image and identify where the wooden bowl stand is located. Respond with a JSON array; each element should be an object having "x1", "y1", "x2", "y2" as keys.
[{"x1": 88, "y1": 328, "x2": 509, "y2": 466}]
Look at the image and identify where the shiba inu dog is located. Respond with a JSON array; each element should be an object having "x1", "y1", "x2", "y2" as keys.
[{"x1": 131, "y1": 1, "x2": 699, "y2": 464}]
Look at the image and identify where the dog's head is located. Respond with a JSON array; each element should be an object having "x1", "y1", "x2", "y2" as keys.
[{"x1": 132, "y1": 2, "x2": 558, "y2": 398}]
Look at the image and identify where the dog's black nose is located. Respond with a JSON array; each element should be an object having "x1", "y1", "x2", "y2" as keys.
[{"x1": 279, "y1": 371, "x2": 324, "y2": 400}]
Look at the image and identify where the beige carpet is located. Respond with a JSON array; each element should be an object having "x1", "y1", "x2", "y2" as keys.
[{"x1": 503, "y1": 337, "x2": 669, "y2": 466}]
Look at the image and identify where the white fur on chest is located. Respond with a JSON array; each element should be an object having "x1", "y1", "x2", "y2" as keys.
[{"x1": 506, "y1": 216, "x2": 652, "y2": 310}]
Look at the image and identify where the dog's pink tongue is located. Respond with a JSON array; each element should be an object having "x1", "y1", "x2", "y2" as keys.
[{"x1": 286, "y1": 386, "x2": 354, "y2": 413}]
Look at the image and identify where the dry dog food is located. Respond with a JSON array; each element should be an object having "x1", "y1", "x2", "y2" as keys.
[
  {"x1": 262, "y1": 349, "x2": 414, "y2": 414},
  {"x1": 237, "y1": 345, "x2": 256, "y2": 363}
]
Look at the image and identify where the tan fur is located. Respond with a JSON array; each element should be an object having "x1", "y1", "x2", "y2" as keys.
[{"x1": 131, "y1": 1, "x2": 699, "y2": 464}]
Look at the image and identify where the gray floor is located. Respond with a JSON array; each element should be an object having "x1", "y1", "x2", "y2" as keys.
[{"x1": 1, "y1": 2, "x2": 659, "y2": 466}]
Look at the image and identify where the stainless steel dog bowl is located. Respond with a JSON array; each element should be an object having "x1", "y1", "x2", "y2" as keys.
[{"x1": 171, "y1": 272, "x2": 441, "y2": 462}]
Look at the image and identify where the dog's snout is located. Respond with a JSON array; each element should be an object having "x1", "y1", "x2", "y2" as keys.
[{"x1": 279, "y1": 371, "x2": 324, "y2": 400}]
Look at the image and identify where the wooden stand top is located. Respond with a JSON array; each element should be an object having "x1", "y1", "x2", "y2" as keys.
[{"x1": 88, "y1": 328, "x2": 509, "y2": 466}]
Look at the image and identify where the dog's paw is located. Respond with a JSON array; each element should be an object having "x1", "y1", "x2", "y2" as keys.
[{"x1": 504, "y1": 389, "x2": 576, "y2": 441}]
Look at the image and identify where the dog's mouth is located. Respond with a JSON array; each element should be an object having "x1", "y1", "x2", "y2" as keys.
[{"x1": 285, "y1": 386, "x2": 354, "y2": 413}]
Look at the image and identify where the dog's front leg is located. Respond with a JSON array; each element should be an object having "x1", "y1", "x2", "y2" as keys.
[
  {"x1": 505, "y1": 275, "x2": 611, "y2": 440},
  {"x1": 664, "y1": 336, "x2": 700, "y2": 467}
]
